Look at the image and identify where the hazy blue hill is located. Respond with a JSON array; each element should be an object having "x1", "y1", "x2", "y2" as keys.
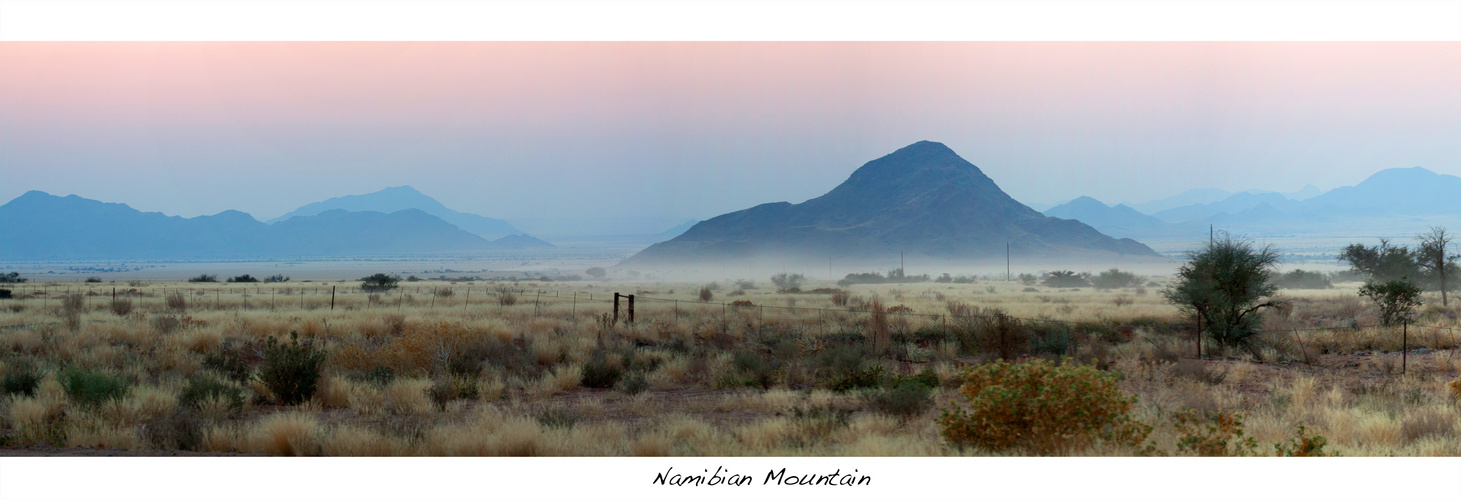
[
  {"x1": 623, "y1": 141, "x2": 1160, "y2": 266},
  {"x1": 1127, "y1": 188, "x2": 1234, "y2": 215},
  {"x1": 268, "y1": 185, "x2": 524, "y2": 240},
  {"x1": 1042, "y1": 196, "x2": 1185, "y2": 239},
  {"x1": 1151, "y1": 191, "x2": 1297, "y2": 223},
  {"x1": 1296, "y1": 167, "x2": 1461, "y2": 217},
  {"x1": 0, "y1": 191, "x2": 511, "y2": 260},
  {"x1": 489, "y1": 233, "x2": 555, "y2": 249}
]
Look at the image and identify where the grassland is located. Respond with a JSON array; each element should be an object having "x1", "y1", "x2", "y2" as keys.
[{"x1": 1, "y1": 276, "x2": 1458, "y2": 456}]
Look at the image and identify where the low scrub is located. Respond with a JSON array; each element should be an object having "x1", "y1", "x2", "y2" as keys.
[
  {"x1": 259, "y1": 332, "x2": 327, "y2": 405},
  {"x1": 938, "y1": 359, "x2": 1150, "y2": 455},
  {"x1": 60, "y1": 366, "x2": 131, "y2": 407}
]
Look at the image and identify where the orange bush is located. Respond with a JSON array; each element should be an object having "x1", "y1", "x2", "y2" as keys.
[
  {"x1": 331, "y1": 322, "x2": 481, "y2": 374},
  {"x1": 938, "y1": 358, "x2": 1149, "y2": 455}
]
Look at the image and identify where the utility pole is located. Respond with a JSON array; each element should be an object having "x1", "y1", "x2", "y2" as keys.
[
  {"x1": 900, "y1": 252, "x2": 904, "y2": 275},
  {"x1": 1006, "y1": 242, "x2": 1011, "y2": 281}
]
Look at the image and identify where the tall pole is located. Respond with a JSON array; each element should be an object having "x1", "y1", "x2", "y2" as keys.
[
  {"x1": 1006, "y1": 242, "x2": 1010, "y2": 281},
  {"x1": 330, "y1": 286, "x2": 336, "y2": 310},
  {"x1": 900, "y1": 252, "x2": 904, "y2": 275}
]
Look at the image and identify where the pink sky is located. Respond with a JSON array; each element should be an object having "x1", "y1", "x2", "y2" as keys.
[{"x1": 2, "y1": 42, "x2": 1459, "y2": 224}]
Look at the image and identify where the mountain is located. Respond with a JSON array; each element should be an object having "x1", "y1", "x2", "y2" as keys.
[
  {"x1": 1127, "y1": 188, "x2": 1235, "y2": 215},
  {"x1": 1151, "y1": 191, "x2": 1298, "y2": 223},
  {"x1": 1295, "y1": 167, "x2": 1461, "y2": 218},
  {"x1": 1283, "y1": 184, "x2": 1323, "y2": 201},
  {"x1": 0, "y1": 191, "x2": 517, "y2": 260},
  {"x1": 1042, "y1": 196, "x2": 1186, "y2": 239},
  {"x1": 268, "y1": 186, "x2": 525, "y2": 240},
  {"x1": 489, "y1": 233, "x2": 555, "y2": 249},
  {"x1": 623, "y1": 141, "x2": 1159, "y2": 267}
]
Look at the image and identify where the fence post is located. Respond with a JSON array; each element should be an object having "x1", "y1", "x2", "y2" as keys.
[
  {"x1": 331, "y1": 286, "x2": 336, "y2": 310},
  {"x1": 627, "y1": 294, "x2": 635, "y2": 324},
  {"x1": 613, "y1": 293, "x2": 620, "y2": 325},
  {"x1": 465, "y1": 286, "x2": 471, "y2": 312},
  {"x1": 1402, "y1": 319, "x2": 1408, "y2": 375}
]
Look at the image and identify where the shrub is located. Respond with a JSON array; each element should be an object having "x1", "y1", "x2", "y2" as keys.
[
  {"x1": 585, "y1": 267, "x2": 607, "y2": 279},
  {"x1": 434, "y1": 287, "x2": 455, "y2": 298},
  {"x1": 84, "y1": 277, "x2": 103, "y2": 283},
  {"x1": 259, "y1": 331, "x2": 327, "y2": 405},
  {"x1": 178, "y1": 374, "x2": 246, "y2": 412},
  {"x1": 580, "y1": 356, "x2": 624, "y2": 389},
  {"x1": 1171, "y1": 410, "x2": 1259, "y2": 457},
  {"x1": 359, "y1": 273, "x2": 400, "y2": 293},
  {"x1": 863, "y1": 381, "x2": 933, "y2": 420},
  {"x1": 1275, "y1": 269, "x2": 1332, "y2": 289},
  {"x1": 1018, "y1": 273, "x2": 1038, "y2": 286},
  {"x1": 617, "y1": 373, "x2": 649, "y2": 395},
  {"x1": 188, "y1": 274, "x2": 218, "y2": 283},
  {"x1": 166, "y1": 291, "x2": 187, "y2": 311},
  {"x1": 227, "y1": 274, "x2": 259, "y2": 283},
  {"x1": 698, "y1": 286, "x2": 714, "y2": 302},
  {"x1": 491, "y1": 285, "x2": 518, "y2": 306},
  {"x1": 264, "y1": 274, "x2": 290, "y2": 283},
  {"x1": 938, "y1": 359, "x2": 1150, "y2": 455},
  {"x1": 0, "y1": 271, "x2": 27, "y2": 283},
  {"x1": 203, "y1": 343, "x2": 256, "y2": 383},
  {"x1": 60, "y1": 294, "x2": 84, "y2": 330},
  {"x1": 143, "y1": 409, "x2": 204, "y2": 451},
  {"x1": 829, "y1": 289, "x2": 850, "y2": 307},
  {"x1": 735, "y1": 279, "x2": 757, "y2": 290},
  {"x1": 1042, "y1": 270, "x2": 1091, "y2": 288},
  {"x1": 977, "y1": 310, "x2": 1029, "y2": 361},
  {"x1": 0, "y1": 289, "x2": 10, "y2": 300},
  {"x1": 770, "y1": 273, "x2": 805, "y2": 291},
  {"x1": 1091, "y1": 268, "x2": 1140, "y2": 289},
  {"x1": 1359, "y1": 279, "x2": 1422, "y2": 326},
  {"x1": 2, "y1": 360, "x2": 42, "y2": 396},
  {"x1": 1273, "y1": 425, "x2": 1334, "y2": 457},
  {"x1": 110, "y1": 297, "x2": 133, "y2": 316},
  {"x1": 59, "y1": 366, "x2": 130, "y2": 407}
]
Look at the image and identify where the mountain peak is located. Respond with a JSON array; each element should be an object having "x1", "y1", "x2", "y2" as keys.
[{"x1": 625, "y1": 142, "x2": 1159, "y2": 266}]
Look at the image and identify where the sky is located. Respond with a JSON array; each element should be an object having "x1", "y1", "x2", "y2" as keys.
[{"x1": 2, "y1": 42, "x2": 1460, "y2": 227}]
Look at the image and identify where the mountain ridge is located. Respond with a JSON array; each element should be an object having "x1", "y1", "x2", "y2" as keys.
[{"x1": 624, "y1": 141, "x2": 1160, "y2": 267}]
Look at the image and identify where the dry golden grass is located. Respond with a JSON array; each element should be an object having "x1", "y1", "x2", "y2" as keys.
[{"x1": 2, "y1": 278, "x2": 1459, "y2": 456}]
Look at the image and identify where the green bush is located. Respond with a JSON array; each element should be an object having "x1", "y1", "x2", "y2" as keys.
[
  {"x1": 1091, "y1": 268, "x2": 1140, "y2": 289},
  {"x1": 2, "y1": 361, "x2": 42, "y2": 397},
  {"x1": 580, "y1": 356, "x2": 623, "y2": 389},
  {"x1": 1041, "y1": 270, "x2": 1091, "y2": 288},
  {"x1": 359, "y1": 273, "x2": 401, "y2": 293},
  {"x1": 226, "y1": 274, "x2": 259, "y2": 283},
  {"x1": 188, "y1": 274, "x2": 218, "y2": 283},
  {"x1": 1275, "y1": 269, "x2": 1332, "y2": 289},
  {"x1": 259, "y1": 331, "x2": 327, "y2": 405},
  {"x1": 1359, "y1": 279, "x2": 1422, "y2": 326},
  {"x1": 178, "y1": 374, "x2": 246, "y2": 412},
  {"x1": 864, "y1": 381, "x2": 933, "y2": 420},
  {"x1": 938, "y1": 359, "x2": 1150, "y2": 455},
  {"x1": 59, "y1": 366, "x2": 130, "y2": 407}
]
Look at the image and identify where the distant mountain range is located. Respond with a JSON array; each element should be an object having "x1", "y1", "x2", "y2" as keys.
[
  {"x1": 268, "y1": 186, "x2": 524, "y2": 240},
  {"x1": 1044, "y1": 167, "x2": 1460, "y2": 239},
  {"x1": 624, "y1": 141, "x2": 1160, "y2": 267},
  {"x1": 0, "y1": 191, "x2": 550, "y2": 260}
]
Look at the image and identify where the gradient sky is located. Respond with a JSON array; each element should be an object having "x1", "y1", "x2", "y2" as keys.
[{"x1": 2, "y1": 42, "x2": 1459, "y2": 225}]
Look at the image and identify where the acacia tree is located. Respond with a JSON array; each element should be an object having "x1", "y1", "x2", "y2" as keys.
[
  {"x1": 1415, "y1": 226, "x2": 1460, "y2": 307},
  {"x1": 1338, "y1": 239, "x2": 1420, "y2": 283},
  {"x1": 769, "y1": 272, "x2": 805, "y2": 291},
  {"x1": 1163, "y1": 235, "x2": 1283, "y2": 351}
]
